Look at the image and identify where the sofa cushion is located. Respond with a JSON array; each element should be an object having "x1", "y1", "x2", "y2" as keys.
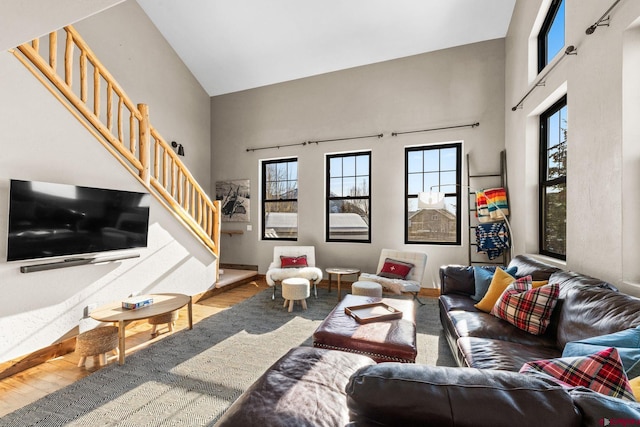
[
  {"x1": 471, "y1": 265, "x2": 518, "y2": 301},
  {"x1": 216, "y1": 347, "x2": 375, "y2": 427},
  {"x1": 520, "y1": 347, "x2": 636, "y2": 401},
  {"x1": 562, "y1": 326, "x2": 640, "y2": 379},
  {"x1": 346, "y1": 363, "x2": 581, "y2": 427},
  {"x1": 507, "y1": 254, "x2": 561, "y2": 281},
  {"x1": 446, "y1": 310, "x2": 558, "y2": 348},
  {"x1": 439, "y1": 294, "x2": 479, "y2": 313},
  {"x1": 490, "y1": 278, "x2": 559, "y2": 335},
  {"x1": 474, "y1": 267, "x2": 517, "y2": 312},
  {"x1": 458, "y1": 336, "x2": 561, "y2": 371},
  {"x1": 556, "y1": 286, "x2": 640, "y2": 349}
]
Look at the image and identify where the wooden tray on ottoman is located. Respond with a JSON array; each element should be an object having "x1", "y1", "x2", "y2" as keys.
[
  {"x1": 313, "y1": 294, "x2": 417, "y2": 363},
  {"x1": 345, "y1": 302, "x2": 402, "y2": 324}
]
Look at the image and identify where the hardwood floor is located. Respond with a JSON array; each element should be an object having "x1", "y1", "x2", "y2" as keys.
[{"x1": 0, "y1": 279, "x2": 268, "y2": 417}]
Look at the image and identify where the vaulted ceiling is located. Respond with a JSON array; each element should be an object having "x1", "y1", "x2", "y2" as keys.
[{"x1": 137, "y1": 0, "x2": 516, "y2": 96}]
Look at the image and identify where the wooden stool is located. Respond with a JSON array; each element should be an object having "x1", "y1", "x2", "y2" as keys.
[
  {"x1": 352, "y1": 281, "x2": 383, "y2": 297},
  {"x1": 148, "y1": 310, "x2": 180, "y2": 337},
  {"x1": 281, "y1": 277, "x2": 310, "y2": 312},
  {"x1": 76, "y1": 326, "x2": 119, "y2": 368}
]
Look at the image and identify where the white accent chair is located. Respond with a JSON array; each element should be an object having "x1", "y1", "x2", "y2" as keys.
[
  {"x1": 266, "y1": 246, "x2": 323, "y2": 300},
  {"x1": 359, "y1": 248, "x2": 428, "y2": 305}
]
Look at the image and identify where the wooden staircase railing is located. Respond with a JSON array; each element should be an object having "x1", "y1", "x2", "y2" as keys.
[{"x1": 10, "y1": 25, "x2": 220, "y2": 260}]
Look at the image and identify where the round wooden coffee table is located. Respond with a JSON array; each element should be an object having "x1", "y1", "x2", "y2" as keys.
[
  {"x1": 326, "y1": 267, "x2": 360, "y2": 300},
  {"x1": 90, "y1": 293, "x2": 192, "y2": 365}
]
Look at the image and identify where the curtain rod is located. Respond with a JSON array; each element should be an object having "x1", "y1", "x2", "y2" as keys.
[
  {"x1": 586, "y1": 0, "x2": 622, "y2": 35},
  {"x1": 391, "y1": 122, "x2": 479, "y2": 136},
  {"x1": 511, "y1": 45, "x2": 577, "y2": 112},
  {"x1": 246, "y1": 132, "x2": 383, "y2": 153}
]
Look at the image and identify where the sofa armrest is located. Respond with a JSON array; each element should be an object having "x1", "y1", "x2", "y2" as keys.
[
  {"x1": 439, "y1": 265, "x2": 475, "y2": 296},
  {"x1": 346, "y1": 364, "x2": 581, "y2": 427}
]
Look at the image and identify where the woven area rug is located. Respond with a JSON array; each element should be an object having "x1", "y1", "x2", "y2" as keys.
[{"x1": 0, "y1": 289, "x2": 455, "y2": 426}]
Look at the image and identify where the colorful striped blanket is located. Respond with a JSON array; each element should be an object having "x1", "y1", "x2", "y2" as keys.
[{"x1": 477, "y1": 187, "x2": 509, "y2": 223}]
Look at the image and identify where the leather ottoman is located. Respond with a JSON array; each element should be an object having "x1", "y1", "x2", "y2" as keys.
[{"x1": 313, "y1": 294, "x2": 417, "y2": 363}]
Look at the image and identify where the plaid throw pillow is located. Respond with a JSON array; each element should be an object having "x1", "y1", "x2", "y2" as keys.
[
  {"x1": 490, "y1": 276, "x2": 559, "y2": 335},
  {"x1": 280, "y1": 255, "x2": 308, "y2": 268},
  {"x1": 520, "y1": 347, "x2": 636, "y2": 401},
  {"x1": 378, "y1": 258, "x2": 414, "y2": 279}
]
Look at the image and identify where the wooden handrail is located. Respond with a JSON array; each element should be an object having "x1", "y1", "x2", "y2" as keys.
[{"x1": 11, "y1": 25, "x2": 220, "y2": 259}]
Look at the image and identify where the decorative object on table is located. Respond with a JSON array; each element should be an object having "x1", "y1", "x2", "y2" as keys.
[
  {"x1": 358, "y1": 248, "x2": 427, "y2": 305},
  {"x1": 122, "y1": 296, "x2": 154, "y2": 310},
  {"x1": 215, "y1": 179, "x2": 250, "y2": 222},
  {"x1": 266, "y1": 246, "x2": 323, "y2": 299}
]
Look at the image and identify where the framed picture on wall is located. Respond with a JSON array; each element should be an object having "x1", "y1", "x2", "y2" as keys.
[{"x1": 216, "y1": 179, "x2": 250, "y2": 222}]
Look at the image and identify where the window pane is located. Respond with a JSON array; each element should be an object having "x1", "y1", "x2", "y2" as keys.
[
  {"x1": 264, "y1": 201, "x2": 298, "y2": 239},
  {"x1": 408, "y1": 173, "x2": 422, "y2": 195},
  {"x1": 408, "y1": 151, "x2": 422, "y2": 173},
  {"x1": 424, "y1": 150, "x2": 439, "y2": 172},
  {"x1": 440, "y1": 148, "x2": 457, "y2": 171},
  {"x1": 330, "y1": 177, "x2": 343, "y2": 197},
  {"x1": 287, "y1": 161, "x2": 297, "y2": 180},
  {"x1": 542, "y1": 183, "x2": 566, "y2": 255},
  {"x1": 355, "y1": 176, "x2": 369, "y2": 197},
  {"x1": 343, "y1": 156, "x2": 356, "y2": 176},
  {"x1": 547, "y1": 110, "x2": 560, "y2": 148},
  {"x1": 356, "y1": 155, "x2": 369, "y2": 176},
  {"x1": 328, "y1": 200, "x2": 369, "y2": 241},
  {"x1": 330, "y1": 157, "x2": 342, "y2": 178},
  {"x1": 440, "y1": 171, "x2": 457, "y2": 189},
  {"x1": 343, "y1": 176, "x2": 356, "y2": 196},
  {"x1": 423, "y1": 172, "x2": 439, "y2": 193},
  {"x1": 407, "y1": 195, "x2": 457, "y2": 243},
  {"x1": 546, "y1": 0, "x2": 565, "y2": 63}
]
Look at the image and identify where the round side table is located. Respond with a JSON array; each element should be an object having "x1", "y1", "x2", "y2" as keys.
[{"x1": 325, "y1": 267, "x2": 360, "y2": 301}]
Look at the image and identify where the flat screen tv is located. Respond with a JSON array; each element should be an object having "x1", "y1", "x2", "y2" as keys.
[{"x1": 7, "y1": 179, "x2": 150, "y2": 262}]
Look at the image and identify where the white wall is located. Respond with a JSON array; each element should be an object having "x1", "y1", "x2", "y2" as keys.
[
  {"x1": 211, "y1": 39, "x2": 506, "y2": 287},
  {"x1": 0, "y1": 1, "x2": 215, "y2": 363},
  {"x1": 505, "y1": 0, "x2": 640, "y2": 295}
]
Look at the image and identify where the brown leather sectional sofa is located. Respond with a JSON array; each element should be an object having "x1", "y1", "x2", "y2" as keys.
[{"x1": 217, "y1": 255, "x2": 640, "y2": 426}]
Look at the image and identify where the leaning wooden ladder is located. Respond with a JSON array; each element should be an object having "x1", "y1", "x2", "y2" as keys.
[{"x1": 10, "y1": 25, "x2": 220, "y2": 261}]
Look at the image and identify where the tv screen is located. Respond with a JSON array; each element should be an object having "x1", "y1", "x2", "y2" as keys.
[{"x1": 7, "y1": 180, "x2": 150, "y2": 261}]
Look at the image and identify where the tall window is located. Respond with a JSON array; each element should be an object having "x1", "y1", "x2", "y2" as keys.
[
  {"x1": 405, "y1": 143, "x2": 462, "y2": 244},
  {"x1": 262, "y1": 158, "x2": 298, "y2": 240},
  {"x1": 326, "y1": 152, "x2": 371, "y2": 242},
  {"x1": 540, "y1": 96, "x2": 567, "y2": 259},
  {"x1": 538, "y1": 0, "x2": 565, "y2": 72}
]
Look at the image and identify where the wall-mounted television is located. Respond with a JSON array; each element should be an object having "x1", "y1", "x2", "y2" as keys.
[{"x1": 7, "y1": 179, "x2": 151, "y2": 262}]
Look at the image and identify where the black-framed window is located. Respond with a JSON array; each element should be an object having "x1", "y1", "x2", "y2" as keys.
[
  {"x1": 405, "y1": 143, "x2": 462, "y2": 244},
  {"x1": 262, "y1": 158, "x2": 298, "y2": 240},
  {"x1": 326, "y1": 152, "x2": 371, "y2": 242},
  {"x1": 538, "y1": 0, "x2": 565, "y2": 72},
  {"x1": 539, "y1": 96, "x2": 567, "y2": 259}
]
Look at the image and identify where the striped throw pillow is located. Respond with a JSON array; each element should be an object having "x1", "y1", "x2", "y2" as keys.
[
  {"x1": 490, "y1": 276, "x2": 559, "y2": 335},
  {"x1": 520, "y1": 347, "x2": 636, "y2": 401}
]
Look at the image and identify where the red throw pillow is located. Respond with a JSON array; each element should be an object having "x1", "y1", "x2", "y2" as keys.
[
  {"x1": 490, "y1": 276, "x2": 559, "y2": 335},
  {"x1": 378, "y1": 258, "x2": 414, "y2": 280},
  {"x1": 280, "y1": 255, "x2": 308, "y2": 268},
  {"x1": 520, "y1": 347, "x2": 636, "y2": 401}
]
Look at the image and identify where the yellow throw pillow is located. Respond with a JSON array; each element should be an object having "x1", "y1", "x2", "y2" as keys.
[
  {"x1": 630, "y1": 376, "x2": 640, "y2": 401},
  {"x1": 533, "y1": 280, "x2": 549, "y2": 288},
  {"x1": 474, "y1": 267, "x2": 516, "y2": 312}
]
